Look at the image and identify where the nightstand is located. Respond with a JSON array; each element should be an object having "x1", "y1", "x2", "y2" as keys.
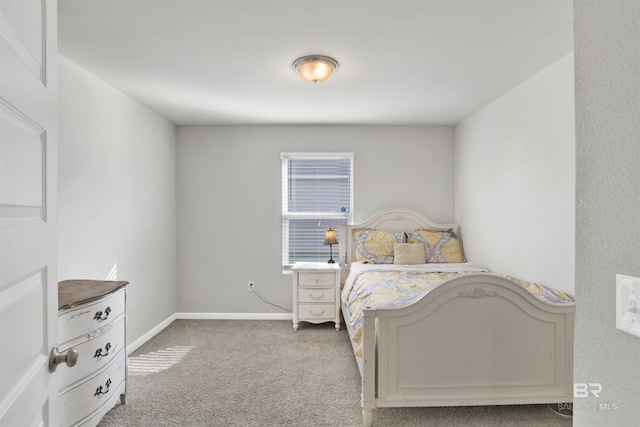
[{"x1": 292, "y1": 262, "x2": 341, "y2": 331}]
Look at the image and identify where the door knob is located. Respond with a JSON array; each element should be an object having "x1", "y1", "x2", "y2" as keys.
[{"x1": 49, "y1": 347, "x2": 79, "y2": 372}]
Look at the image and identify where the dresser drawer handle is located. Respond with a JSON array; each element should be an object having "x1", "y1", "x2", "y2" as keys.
[
  {"x1": 94, "y1": 342, "x2": 112, "y2": 358},
  {"x1": 309, "y1": 293, "x2": 325, "y2": 300},
  {"x1": 309, "y1": 310, "x2": 325, "y2": 316},
  {"x1": 94, "y1": 378, "x2": 112, "y2": 396},
  {"x1": 94, "y1": 306, "x2": 112, "y2": 321}
]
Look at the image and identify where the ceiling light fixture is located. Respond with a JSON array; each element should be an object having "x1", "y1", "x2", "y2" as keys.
[{"x1": 292, "y1": 55, "x2": 339, "y2": 84}]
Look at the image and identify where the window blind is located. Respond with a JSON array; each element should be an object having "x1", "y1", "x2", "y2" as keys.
[{"x1": 281, "y1": 153, "x2": 353, "y2": 267}]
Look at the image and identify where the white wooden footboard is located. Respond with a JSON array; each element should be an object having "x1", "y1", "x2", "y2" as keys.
[
  {"x1": 339, "y1": 208, "x2": 574, "y2": 426},
  {"x1": 359, "y1": 273, "x2": 574, "y2": 426}
]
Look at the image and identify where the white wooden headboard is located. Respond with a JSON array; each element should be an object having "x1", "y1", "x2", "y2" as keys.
[{"x1": 338, "y1": 208, "x2": 458, "y2": 283}]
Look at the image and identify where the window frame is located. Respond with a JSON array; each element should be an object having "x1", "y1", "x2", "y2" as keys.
[{"x1": 281, "y1": 152, "x2": 354, "y2": 271}]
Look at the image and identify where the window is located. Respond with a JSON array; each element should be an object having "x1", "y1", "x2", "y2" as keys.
[{"x1": 281, "y1": 153, "x2": 353, "y2": 269}]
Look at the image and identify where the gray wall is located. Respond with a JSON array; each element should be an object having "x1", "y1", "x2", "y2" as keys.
[
  {"x1": 176, "y1": 125, "x2": 454, "y2": 313},
  {"x1": 58, "y1": 56, "x2": 178, "y2": 345},
  {"x1": 455, "y1": 54, "x2": 575, "y2": 295},
  {"x1": 574, "y1": 1, "x2": 640, "y2": 425}
]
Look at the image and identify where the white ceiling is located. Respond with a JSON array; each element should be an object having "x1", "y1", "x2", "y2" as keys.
[{"x1": 57, "y1": 0, "x2": 574, "y2": 126}]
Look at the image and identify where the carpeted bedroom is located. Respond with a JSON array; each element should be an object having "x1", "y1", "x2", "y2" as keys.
[{"x1": 97, "y1": 320, "x2": 571, "y2": 427}]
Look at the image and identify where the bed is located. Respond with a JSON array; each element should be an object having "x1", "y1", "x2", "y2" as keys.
[{"x1": 338, "y1": 208, "x2": 574, "y2": 427}]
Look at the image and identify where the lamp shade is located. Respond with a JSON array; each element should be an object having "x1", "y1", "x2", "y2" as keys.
[
  {"x1": 323, "y1": 228, "x2": 339, "y2": 245},
  {"x1": 293, "y1": 55, "x2": 339, "y2": 84}
]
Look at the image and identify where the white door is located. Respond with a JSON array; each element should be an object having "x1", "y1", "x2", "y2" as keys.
[{"x1": 1, "y1": 0, "x2": 59, "y2": 426}]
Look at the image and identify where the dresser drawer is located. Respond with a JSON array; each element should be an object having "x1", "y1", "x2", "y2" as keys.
[
  {"x1": 59, "y1": 289, "x2": 125, "y2": 345},
  {"x1": 298, "y1": 272, "x2": 336, "y2": 287},
  {"x1": 59, "y1": 350, "x2": 126, "y2": 427},
  {"x1": 298, "y1": 303, "x2": 336, "y2": 320},
  {"x1": 298, "y1": 287, "x2": 335, "y2": 303},
  {"x1": 59, "y1": 318, "x2": 125, "y2": 391}
]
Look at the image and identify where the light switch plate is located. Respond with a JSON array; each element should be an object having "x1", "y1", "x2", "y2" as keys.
[{"x1": 616, "y1": 274, "x2": 640, "y2": 338}]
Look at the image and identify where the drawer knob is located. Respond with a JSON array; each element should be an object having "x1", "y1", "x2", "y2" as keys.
[
  {"x1": 94, "y1": 306, "x2": 112, "y2": 321},
  {"x1": 49, "y1": 347, "x2": 78, "y2": 373},
  {"x1": 309, "y1": 293, "x2": 325, "y2": 300},
  {"x1": 95, "y1": 378, "x2": 112, "y2": 396},
  {"x1": 309, "y1": 310, "x2": 325, "y2": 316},
  {"x1": 94, "y1": 342, "x2": 112, "y2": 358}
]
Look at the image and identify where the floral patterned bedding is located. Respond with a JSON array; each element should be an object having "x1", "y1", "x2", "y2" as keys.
[{"x1": 342, "y1": 262, "x2": 574, "y2": 357}]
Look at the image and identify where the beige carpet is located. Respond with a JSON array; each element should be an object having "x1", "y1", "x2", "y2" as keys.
[{"x1": 98, "y1": 319, "x2": 572, "y2": 427}]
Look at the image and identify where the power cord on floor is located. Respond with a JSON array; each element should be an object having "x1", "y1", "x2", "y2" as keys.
[
  {"x1": 250, "y1": 283, "x2": 292, "y2": 312},
  {"x1": 547, "y1": 403, "x2": 573, "y2": 419}
]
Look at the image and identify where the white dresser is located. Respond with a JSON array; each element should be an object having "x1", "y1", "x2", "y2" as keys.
[
  {"x1": 292, "y1": 262, "x2": 341, "y2": 331},
  {"x1": 56, "y1": 280, "x2": 128, "y2": 427}
]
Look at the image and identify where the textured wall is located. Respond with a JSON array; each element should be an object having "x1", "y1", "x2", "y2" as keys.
[
  {"x1": 58, "y1": 56, "x2": 178, "y2": 344},
  {"x1": 574, "y1": 1, "x2": 640, "y2": 425},
  {"x1": 455, "y1": 55, "x2": 576, "y2": 295}
]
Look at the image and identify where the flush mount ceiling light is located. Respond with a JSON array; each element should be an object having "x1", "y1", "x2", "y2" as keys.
[{"x1": 292, "y1": 55, "x2": 339, "y2": 84}]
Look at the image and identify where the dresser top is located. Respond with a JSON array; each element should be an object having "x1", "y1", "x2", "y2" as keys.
[{"x1": 58, "y1": 280, "x2": 129, "y2": 310}]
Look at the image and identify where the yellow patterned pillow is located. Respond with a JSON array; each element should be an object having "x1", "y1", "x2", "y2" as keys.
[
  {"x1": 354, "y1": 228, "x2": 405, "y2": 263},
  {"x1": 393, "y1": 243, "x2": 426, "y2": 265},
  {"x1": 406, "y1": 229, "x2": 466, "y2": 263}
]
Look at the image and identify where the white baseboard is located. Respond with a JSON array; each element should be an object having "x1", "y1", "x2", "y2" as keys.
[
  {"x1": 176, "y1": 312, "x2": 293, "y2": 320},
  {"x1": 127, "y1": 313, "x2": 177, "y2": 355},
  {"x1": 127, "y1": 313, "x2": 293, "y2": 354}
]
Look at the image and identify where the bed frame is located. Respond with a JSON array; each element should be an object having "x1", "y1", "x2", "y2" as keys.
[{"x1": 338, "y1": 208, "x2": 574, "y2": 427}]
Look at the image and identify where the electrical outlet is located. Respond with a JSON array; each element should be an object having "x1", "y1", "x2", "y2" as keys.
[
  {"x1": 616, "y1": 274, "x2": 640, "y2": 338},
  {"x1": 248, "y1": 281, "x2": 255, "y2": 292}
]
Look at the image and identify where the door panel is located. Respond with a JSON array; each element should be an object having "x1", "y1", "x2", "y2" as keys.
[
  {"x1": 0, "y1": 271, "x2": 46, "y2": 398},
  {"x1": 0, "y1": 0, "x2": 58, "y2": 425},
  {"x1": 0, "y1": 103, "x2": 45, "y2": 220},
  {"x1": 0, "y1": 0, "x2": 45, "y2": 83}
]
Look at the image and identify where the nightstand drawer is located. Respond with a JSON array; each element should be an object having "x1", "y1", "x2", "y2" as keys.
[
  {"x1": 299, "y1": 303, "x2": 336, "y2": 319},
  {"x1": 298, "y1": 273, "x2": 336, "y2": 287},
  {"x1": 299, "y1": 287, "x2": 335, "y2": 303}
]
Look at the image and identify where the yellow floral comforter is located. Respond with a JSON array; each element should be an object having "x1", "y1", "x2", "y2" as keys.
[{"x1": 342, "y1": 262, "x2": 574, "y2": 357}]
